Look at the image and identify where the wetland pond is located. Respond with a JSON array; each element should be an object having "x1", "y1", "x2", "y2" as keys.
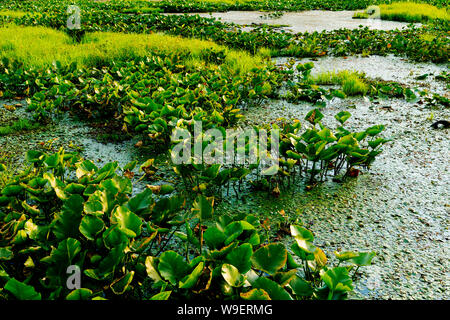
[
  {"x1": 1, "y1": 52, "x2": 447, "y2": 299},
  {"x1": 1, "y1": 9, "x2": 448, "y2": 300}
]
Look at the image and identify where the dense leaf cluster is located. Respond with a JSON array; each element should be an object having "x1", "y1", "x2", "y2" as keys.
[{"x1": 0, "y1": 150, "x2": 376, "y2": 300}]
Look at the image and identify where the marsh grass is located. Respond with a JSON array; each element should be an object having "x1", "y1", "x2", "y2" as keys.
[
  {"x1": 0, "y1": 118, "x2": 39, "y2": 136},
  {"x1": 354, "y1": 2, "x2": 449, "y2": 23},
  {"x1": 0, "y1": 10, "x2": 28, "y2": 19},
  {"x1": 312, "y1": 70, "x2": 369, "y2": 96},
  {"x1": 0, "y1": 25, "x2": 265, "y2": 75}
]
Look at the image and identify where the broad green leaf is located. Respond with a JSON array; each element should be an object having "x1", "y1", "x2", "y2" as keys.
[
  {"x1": 192, "y1": 195, "x2": 214, "y2": 221},
  {"x1": 96, "y1": 246, "x2": 126, "y2": 279},
  {"x1": 348, "y1": 251, "x2": 376, "y2": 266},
  {"x1": 221, "y1": 263, "x2": 244, "y2": 287},
  {"x1": 111, "y1": 205, "x2": 143, "y2": 238},
  {"x1": 1, "y1": 185, "x2": 24, "y2": 196},
  {"x1": 225, "y1": 243, "x2": 253, "y2": 273},
  {"x1": 65, "y1": 183, "x2": 85, "y2": 194},
  {"x1": 335, "y1": 111, "x2": 351, "y2": 124},
  {"x1": 286, "y1": 251, "x2": 301, "y2": 269},
  {"x1": 179, "y1": 262, "x2": 204, "y2": 289},
  {"x1": 334, "y1": 251, "x2": 359, "y2": 262},
  {"x1": 261, "y1": 165, "x2": 279, "y2": 176},
  {"x1": 123, "y1": 160, "x2": 138, "y2": 172},
  {"x1": 26, "y1": 150, "x2": 44, "y2": 163},
  {"x1": 273, "y1": 269, "x2": 297, "y2": 287},
  {"x1": 158, "y1": 251, "x2": 190, "y2": 285},
  {"x1": 11, "y1": 230, "x2": 27, "y2": 245},
  {"x1": 79, "y1": 215, "x2": 104, "y2": 240},
  {"x1": 291, "y1": 243, "x2": 315, "y2": 261},
  {"x1": 110, "y1": 271, "x2": 134, "y2": 295},
  {"x1": 53, "y1": 194, "x2": 84, "y2": 240},
  {"x1": 44, "y1": 238, "x2": 82, "y2": 271},
  {"x1": 240, "y1": 288, "x2": 271, "y2": 300},
  {"x1": 75, "y1": 160, "x2": 98, "y2": 179},
  {"x1": 100, "y1": 176, "x2": 132, "y2": 196},
  {"x1": 305, "y1": 109, "x2": 324, "y2": 124},
  {"x1": 290, "y1": 225, "x2": 314, "y2": 240},
  {"x1": 366, "y1": 125, "x2": 385, "y2": 136},
  {"x1": 127, "y1": 188, "x2": 154, "y2": 215},
  {"x1": 251, "y1": 243, "x2": 287, "y2": 275},
  {"x1": 43, "y1": 172, "x2": 67, "y2": 200},
  {"x1": 317, "y1": 128, "x2": 337, "y2": 142},
  {"x1": 84, "y1": 189, "x2": 111, "y2": 216},
  {"x1": 4, "y1": 278, "x2": 41, "y2": 300},
  {"x1": 289, "y1": 276, "x2": 313, "y2": 297},
  {"x1": 209, "y1": 242, "x2": 237, "y2": 260},
  {"x1": 321, "y1": 267, "x2": 353, "y2": 293},
  {"x1": 145, "y1": 256, "x2": 162, "y2": 282},
  {"x1": 102, "y1": 225, "x2": 129, "y2": 250},
  {"x1": 0, "y1": 247, "x2": 13, "y2": 261},
  {"x1": 253, "y1": 277, "x2": 293, "y2": 300},
  {"x1": 290, "y1": 225, "x2": 317, "y2": 254},
  {"x1": 203, "y1": 226, "x2": 226, "y2": 250},
  {"x1": 150, "y1": 291, "x2": 172, "y2": 300},
  {"x1": 66, "y1": 289, "x2": 93, "y2": 300},
  {"x1": 368, "y1": 138, "x2": 390, "y2": 149}
]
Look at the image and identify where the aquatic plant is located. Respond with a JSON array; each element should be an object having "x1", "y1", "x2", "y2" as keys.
[
  {"x1": 0, "y1": 149, "x2": 375, "y2": 300},
  {"x1": 354, "y1": 2, "x2": 450, "y2": 23}
]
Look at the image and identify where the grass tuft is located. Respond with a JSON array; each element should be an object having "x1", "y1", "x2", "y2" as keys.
[
  {"x1": 0, "y1": 118, "x2": 40, "y2": 136},
  {"x1": 312, "y1": 70, "x2": 369, "y2": 96},
  {"x1": 0, "y1": 10, "x2": 28, "y2": 19},
  {"x1": 354, "y1": 2, "x2": 450, "y2": 23}
]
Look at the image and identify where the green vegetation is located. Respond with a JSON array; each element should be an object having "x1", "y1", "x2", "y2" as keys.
[
  {"x1": 1, "y1": 0, "x2": 447, "y2": 63},
  {"x1": 354, "y1": 2, "x2": 450, "y2": 23},
  {"x1": 0, "y1": 0, "x2": 448, "y2": 301},
  {"x1": 0, "y1": 25, "x2": 263, "y2": 74},
  {"x1": 0, "y1": 149, "x2": 376, "y2": 300},
  {"x1": 0, "y1": 118, "x2": 40, "y2": 136},
  {"x1": 0, "y1": 10, "x2": 27, "y2": 18},
  {"x1": 312, "y1": 70, "x2": 369, "y2": 96},
  {"x1": 132, "y1": 0, "x2": 448, "y2": 13}
]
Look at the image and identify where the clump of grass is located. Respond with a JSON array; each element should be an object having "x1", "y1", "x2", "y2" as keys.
[
  {"x1": 379, "y1": 2, "x2": 449, "y2": 22},
  {"x1": 352, "y1": 12, "x2": 369, "y2": 19},
  {"x1": 0, "y1": 25, "x2": 265, "y2": 75},
  {"x1": 354, "y1": 2, "x2": 449, "y2": 23},
  {"x1": 0, "y1": 10, "x2": 28, "y2": 19},
  {"x1": 0, "y1": 118, "x2": 40, "y2": 136},
  {"x1": 312, "y1": 70, "x2": 369, "y2": 96}
]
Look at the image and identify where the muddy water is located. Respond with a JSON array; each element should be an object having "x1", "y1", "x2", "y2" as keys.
[
  {"x1": 228, "y1": 55, "x2": 449, "y2": 299},
  {"x1": 168, "y1": 11, "x2": 415, "y2": 33}
]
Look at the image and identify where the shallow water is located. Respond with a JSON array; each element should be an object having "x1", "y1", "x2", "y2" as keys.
[
  {"x1": 168, "y1": 11, "x2": 416, "y2": 33},
  {"x1": 233, "y1": 54, "x2": 450, "y2": 298}
]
